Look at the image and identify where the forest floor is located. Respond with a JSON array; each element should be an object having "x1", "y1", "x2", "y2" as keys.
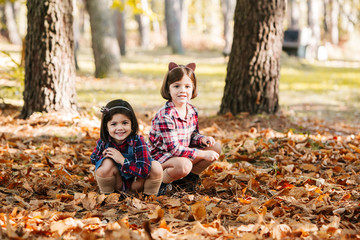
[
  {"x1": 1, "y1": 102, "x2": 359, "y2": 239},
  {"x1": 1, "y1": 38, "x2": 360, "y2": 239}
]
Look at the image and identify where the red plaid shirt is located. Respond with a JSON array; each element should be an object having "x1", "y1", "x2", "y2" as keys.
[
  {"x1": 148, "y1": 101, "x2": 205, "y2": 163},
  {"x1": 90, "y1": 135, "x2": 152, "y2": 179}
]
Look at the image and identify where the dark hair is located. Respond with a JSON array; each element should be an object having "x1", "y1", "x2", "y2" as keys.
[
  {"x1": 160, "y1": 65, "x2": 198, "y2": 100},
  {"x1": 100, "y1": 99, "x2": 139, "y2": 142}
]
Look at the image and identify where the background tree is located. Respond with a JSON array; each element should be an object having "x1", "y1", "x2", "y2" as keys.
[
  {"x1": 0, "y1": 0, "x2": 22, "y2": 44},
  {"x1": 85, "y1": 0, "x2": 121, "y2": 78},
  {"x1": 219, "y1": 0, "x2": 286, "y2": 115},
  {"x1": 113, "y1": 0, "x2": 126, "y2": 56},
  {"x1": 134, "y1": 0, "x2": 150, "y2": 49},
  {"x1": 21, "y1": 0, "x2": 77, "y2": 119},
  {"x1": 288, "y1": 0, "x2": 300, "y2": 29},
  {"x1": 165, "y1": 0, "x2": 183, "y2": 54},
  {"x1": 221, "y1": 0, "x2": 236, "y2": 56}
]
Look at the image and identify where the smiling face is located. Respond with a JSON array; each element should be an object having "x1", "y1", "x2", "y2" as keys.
[
  {"x1": 169, "y1": 75, "x2": 194, "y2": 107},
  {"x1": 107, "y1": 113, "x2": 132, "y2": 144}
]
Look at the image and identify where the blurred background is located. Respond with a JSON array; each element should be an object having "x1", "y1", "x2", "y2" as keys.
[{"x1": 0, "y1": 0, "x2": 359, "y2": 123}]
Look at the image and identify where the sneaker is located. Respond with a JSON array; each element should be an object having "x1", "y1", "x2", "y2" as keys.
[
  {"x1": 172, "y1": 172, "x2": 200, "y2": 192},
  {"x1": 157, "y1": 182, "x2": 173, "y2": 196}
]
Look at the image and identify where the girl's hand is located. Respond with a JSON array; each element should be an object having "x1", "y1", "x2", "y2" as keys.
[
  {"x1": 103, "y1": 147, "x2": 125, "y2": 164},
  {"x1": 201, "y1": 136, "x2": 216, "y2": 147},
  {"x1": 201, "y1": 150, "x2": 219, "y2": 162}
]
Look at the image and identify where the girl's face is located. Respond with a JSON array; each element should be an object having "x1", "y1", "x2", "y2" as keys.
[
  {"x1": 107, "y1": 113, "x2": 132, "y2": 144},
  {"x1": 169, "y1": 75, "x2": 193, "y2": 107}
]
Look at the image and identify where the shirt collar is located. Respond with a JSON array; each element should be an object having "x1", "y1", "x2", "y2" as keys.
[
  {"x1": 166, "y1": 100, "x2": 195, "y2": 120},
  {"x1": 108, "y1": 135, "x2": 134, "y2": 146}
]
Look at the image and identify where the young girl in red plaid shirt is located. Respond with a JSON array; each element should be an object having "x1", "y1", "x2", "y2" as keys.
[
  {"x1": 148, "y1": 62, "x2": 221, "y2": 195},
  {"x1": 91, "y1": 99, "x2": 163, "y2": 196}
]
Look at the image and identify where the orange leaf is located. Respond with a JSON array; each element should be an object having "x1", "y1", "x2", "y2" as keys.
[
  {"x1": 159, "y1": 219, "x2": 170, "y2": 231},
  {"x1": 191, "y1": 201, "x2": 207, "y2": 222},
  {"x1": 348, "y1": 143, "x2": 360, "y2": 153},
  {"x1": 341, "y1": 193, "x2": 351, "y2": 201}
]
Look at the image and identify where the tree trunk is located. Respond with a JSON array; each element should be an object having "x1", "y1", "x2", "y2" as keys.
[
  {"x1": 221, "y1": 0, "x2": 236, "y2": 56},
  {"x1": 289, "y1": 0, "x2": 300, "y2": 29},
  {"x1": 330, "y1": 0, "x2": 339, "y2": 45},
  {"x1": 4, "y1": 1, "x2": 22, "y2": 44},
  {"x1": 85, "y1": 0, "x2": 121, "y2": 78},
  {"x1": 219, "y1": 0, "x2": 286, "y2": 115},
  {"x1": 21, "y1": 0, "x2": 77, "y2": 119},
  {"x1": 165, "y1": 0, "x2": 184, "y2": 54},
  {"x1": 135, "y1": 0, "x2": 150, "y2": 49},
  {"x1": 307, "y1": 0, "x2": 321, "y2": 43},
  {"x1": 114, "y1": 8, "x2": 126, "y2": 56}
]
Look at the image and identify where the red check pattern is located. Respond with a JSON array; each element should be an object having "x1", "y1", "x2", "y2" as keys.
[{"x1": 148, "y1": 101, "x2": 205, "y2": 163}]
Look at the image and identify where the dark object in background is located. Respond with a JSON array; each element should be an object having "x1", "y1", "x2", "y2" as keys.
[{"x1": 282, "y1": 28, "x2": 314, "y2": 58}]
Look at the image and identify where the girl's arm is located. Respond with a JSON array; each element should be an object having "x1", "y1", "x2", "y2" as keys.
[
  {"x1": 190, "y1": 120, "x2": 206, "y2": 146},
  {"x1": 121, "y1": 135, "x2": 152, "y2": 179}
]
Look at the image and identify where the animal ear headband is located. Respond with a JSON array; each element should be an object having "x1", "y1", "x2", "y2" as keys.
[{"x1": 168, "y1": 62, "x2": 196, "y2": 72}]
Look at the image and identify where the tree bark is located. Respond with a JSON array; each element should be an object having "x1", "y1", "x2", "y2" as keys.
[
  {"x1": 85, "y1": 0, "x2": 121, "y2": 78},
  {"x1": 165, "y1": 0, "x2": 184, "y2": 54},
  {"x1": 219, "y1": 0, "x2": 286, "y2": 115},
  {"x1": 21, "y1": 0, "x2": 77, "y2": 119}
]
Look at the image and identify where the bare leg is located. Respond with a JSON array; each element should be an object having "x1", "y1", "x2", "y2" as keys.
[{"x1": 161, "y1": 157, "x2": 192, "y2": 183}]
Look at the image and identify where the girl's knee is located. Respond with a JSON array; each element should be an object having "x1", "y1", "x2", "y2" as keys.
[
  {"x1": 96, "y1": 159, "x2": 117, "y2": 177},
  {"x1": 172, "y1": 159, "x2": 192, "y2": 177},
  {"x1": 149, "y1": 161, "x2": 163, "y2": 179},
  {"x1": 206, "y1": 142, "x2": 221, "y2": 155},
  {"x1": 214, "y1": 142, "x2": 222, "y2": 155}
]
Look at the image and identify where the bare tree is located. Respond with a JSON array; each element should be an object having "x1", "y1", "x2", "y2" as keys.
[
  {"x1": 219, "y1": 0, "x2": 286, "y2": 115},
  {"x1": 21, "y1": 0, "x2": 77, "y2": 119}
]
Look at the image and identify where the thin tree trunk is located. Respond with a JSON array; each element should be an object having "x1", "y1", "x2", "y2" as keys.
[
  {"x1": 330, "y1": 0, "x2": 339, "y2": 45},
  {"x1": 221, "y1": 0, "x2": 236, "y2": 56},
  {"x1": 135, "y1": 0, "x2": 150, "y2": 49},
  {"x1": 114, "y1": 8, "x2": 126, "y2": 56},
  {"x1": 4, "y1": 1, "x2": 22, "y2": 44},
  {"x1": 21, "y1": 0, "x2": 77, "y2": 119},
  {"x1": 289, "y1": 0, "x2": 300, "y2": 29},
  {"x1": 219, "y1": 0, "x2": 286, "y2": 115},
  {"x1": 85, "y1": 0, "x2": 121, "y2": 78},
  {"x1": 165, "y1": 0, "x2": 184, "y2": 54}
]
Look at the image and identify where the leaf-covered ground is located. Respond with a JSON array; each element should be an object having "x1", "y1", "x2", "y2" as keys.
[{"x1": 0, "y1": 106, "x2": 359, "y2": 240}]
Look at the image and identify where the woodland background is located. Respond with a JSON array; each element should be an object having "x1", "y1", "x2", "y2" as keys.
[{"x1": 0, "y1": 0, "x2": 360, "y2": 239}]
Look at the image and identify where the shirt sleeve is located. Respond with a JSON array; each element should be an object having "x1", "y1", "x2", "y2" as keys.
[
  {"x1": 190, "y1": 116, "x2": 205, "y2": 147},
  {"x1": 90, "y1": 139, "x2": 105, "y2": 165},
  {"x1": 158, "y1": 115, "x2": 198, "y2": 160},
  {"x1": 121, "y1": 135, "x2": 152, "y2": 179}
]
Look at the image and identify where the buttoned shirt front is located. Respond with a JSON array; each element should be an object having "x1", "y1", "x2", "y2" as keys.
[{"x1": 148, "y1": 101, "x2": 205, "y2": 163}]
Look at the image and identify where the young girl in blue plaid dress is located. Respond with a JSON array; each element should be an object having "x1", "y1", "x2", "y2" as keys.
[
  {"x1": 91, "y1": 99, "x2": 162, "y2": 196},
  {"x1": 148, "y1": 62, "x2": 221, "y2": 194}
]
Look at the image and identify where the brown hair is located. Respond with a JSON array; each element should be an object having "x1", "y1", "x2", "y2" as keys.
[
  {"x1": 160, "y1": 63, "x2": 198, "y2": 100},
  {"x1": 100, "y1": 99, "x2": 139, "y2": 142}
]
